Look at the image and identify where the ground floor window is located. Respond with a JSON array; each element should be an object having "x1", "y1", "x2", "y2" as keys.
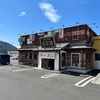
[
  {"x1": 71, "y1": 53, "x2": 80, "y2": 67},
  {"x1": 61, "y1": 53, "x2": 66, "y2": 68},
  {"x1": 86, "y1": 53, "x2": 91, "y2": 63},
  {"x1": 25, "y1": 53, "x2": 28, "y2": 60},
  {"x1": 95, "y1": 53, "x2": 100, "y2": 61},
  {"x1": 33, "y1": 53, "x2": 38, "y2": 60},
  {"x1": 66, "y1": 51, "x2": 93, "y2": 69},
  {"x1": 95, "y1": 53, "x2": 100, "y2": 69},
  {"x1": 29, "y1": 53, "x2": 32, "y2": 60},
  {"x1": 19, "y1": 51, "x2": 38, "y2": 66}
]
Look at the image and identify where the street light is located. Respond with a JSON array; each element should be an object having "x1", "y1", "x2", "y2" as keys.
[
  {"x1": 51, "y1": 28, "x2": 54, "y2": 30},
  {"x1": 91, "y1": 26, "x2": 98, "y2": 28},
  {"x1": 76, "y1": 22, "x2": 81, "y2": 25},
  {"x1": 62, "y1": 25, "x2": 66, "y2": 27},
  {"x1": 18, "y1": 33, "x2": 20, "y2": 37},
  {"x1": 88, "y1": 23, "x2": 96, "y2": 26},
  {"x1": 40, "y1": 29, "x2": 44, "y2": 32}
]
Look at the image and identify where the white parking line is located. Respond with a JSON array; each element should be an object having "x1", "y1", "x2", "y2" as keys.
[
  {"x1": 41, "y1": 73, "x2": 59, "y2": 79},
  {"x1": 12, "y1": 68, "x2": 31, "y2": 72},
  {"x1": 75, "y1": 76, "x2": 95, "y2": 87},
  {"x1": 0, "y1": 67, "x2": 9, "y2": 70},
  {"x1": 0, "y1": 66, "x2": 15, "y2": 70},
  {"x1": 6, "y1": 68, "x2": 13, "y2": 70}
]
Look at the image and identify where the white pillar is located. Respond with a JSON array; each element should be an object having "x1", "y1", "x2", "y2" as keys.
[
  {"x1": 38, "y1": 52, "x2": 42, "y2": 69},
  {"x1": 54, "y1": 52, "x2": 59, "y2": 71}
]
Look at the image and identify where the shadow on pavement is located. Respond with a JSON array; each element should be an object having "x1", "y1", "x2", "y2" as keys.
[
  {"x1": 61, "y1": 71, "x2": 81, "y2": 76},
  {"x1": 87, "y1": 69, "x2": 100, "y2": 76},
  {"x1": 61, "y1": 69, "x2": 100, "y2": 77}
]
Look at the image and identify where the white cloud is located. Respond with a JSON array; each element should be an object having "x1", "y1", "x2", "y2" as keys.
[
  {"x1": 19, "y1": 12, "x2": 26, "y2": 17},
  {"x1": 39, "y1": 2, "x2": 61, "y2": 23}
]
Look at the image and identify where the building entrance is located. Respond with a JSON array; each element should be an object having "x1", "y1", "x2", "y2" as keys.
[{"x1": 42, "y1": 59, "x2": 54, "y2": 70}]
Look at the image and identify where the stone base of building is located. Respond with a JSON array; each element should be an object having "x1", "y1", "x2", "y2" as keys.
[{"x1": 66, "y1": 67, "x2": 92, "y2": 73}]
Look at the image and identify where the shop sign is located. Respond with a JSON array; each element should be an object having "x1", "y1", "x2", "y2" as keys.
[
  {"x1": 40, "y1": 37, "x2": 55, "y2": 48},
  {"x1": 39, "y1": 52, "x2": 55, "y2": 59}
]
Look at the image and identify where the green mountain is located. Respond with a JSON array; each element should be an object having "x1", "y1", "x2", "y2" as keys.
[{"x1": 0, "y1": 41, "x2": 18, "y2": 54}]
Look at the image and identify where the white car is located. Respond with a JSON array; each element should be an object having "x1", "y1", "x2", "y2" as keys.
[{"x1": 10, "y1": 56, "x2": 19, "y2": 60}]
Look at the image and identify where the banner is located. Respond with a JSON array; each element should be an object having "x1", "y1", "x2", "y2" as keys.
[
  {"x1": 58, "y1": 29, "x2": 64, "y2": 39},
  {"x1": 39, "y1": 52, "x2": 55, "y2": 59}
]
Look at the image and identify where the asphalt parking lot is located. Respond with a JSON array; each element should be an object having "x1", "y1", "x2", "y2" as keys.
[{"x1": 0, "y1": 61, "x2": 100, "y2": 100}]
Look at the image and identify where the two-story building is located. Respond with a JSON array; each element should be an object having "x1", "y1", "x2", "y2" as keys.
[{"x1": 18, "y1": 24, "x2": 97, "y2": 73}]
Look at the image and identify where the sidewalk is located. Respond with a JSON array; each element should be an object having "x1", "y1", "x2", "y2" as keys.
[{"x1": 91, "y1": 73, "x2": 100, "y2": 85}]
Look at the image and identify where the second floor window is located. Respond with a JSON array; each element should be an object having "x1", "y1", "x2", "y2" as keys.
[{"x1": 72, "y1": 31, "x2": 79, "y2": 40}]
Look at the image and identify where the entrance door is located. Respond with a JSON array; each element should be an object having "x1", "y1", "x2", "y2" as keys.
[
  {"x1": 71, "y1": 53, "x2": 80, "y2": 67},
  {"x1": 42, "y1": 59, "x2": 48, "y2": 69},
  {"x1": 95, "y1": 53, "x2": 100, "y2": 69},
  {"x1": 42, "y1": 59, "x2": 54, "y2": 70}
]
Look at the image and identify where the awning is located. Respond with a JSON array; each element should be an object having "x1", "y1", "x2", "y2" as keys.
[
  {"x1": 66, "y1": 46, "x2": 96, "y2": 52},
  {"x1": 66, "y1": 46, "x2": 95, "y2": 49}
]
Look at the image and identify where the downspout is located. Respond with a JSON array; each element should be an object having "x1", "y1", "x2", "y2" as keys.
[{"x1": 59, "y1": 50, "x2": 61, "y2": 71}]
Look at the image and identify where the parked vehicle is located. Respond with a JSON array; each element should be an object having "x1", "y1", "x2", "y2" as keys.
[
  {"x1": 10, "y1": 56, "x2": 19, "y2": 60},
  {"x1": 0, "y1": 54, "x2": 10, "y2": 65}
]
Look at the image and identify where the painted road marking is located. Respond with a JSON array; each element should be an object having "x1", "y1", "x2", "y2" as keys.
[
  {"x1": 12, "y1": 68, "x2": 31, "y2": 72},
  {"x1": 41, "y1": 73, "x2": 59, "y2": 79},
  {"x1": 7, "y1": 68, "x2": 14, "y2": 70},
  {"x1": 0, "y1": 66, "x2": 15, "y2": 70},
  {"x1": 75, "y1": 76, "x2": 95, "y2": 87}
]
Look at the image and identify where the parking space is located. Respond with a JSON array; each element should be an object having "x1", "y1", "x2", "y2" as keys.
[
  {"x1": 0, "y1": 64, "x2": 97, "y2": 86},
  {"x1": 0, "y1": 64, "x2": 100, "y2": 100}
]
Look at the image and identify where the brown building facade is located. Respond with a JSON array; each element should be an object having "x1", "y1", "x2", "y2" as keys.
[{"x1": 18, "y1": 24, "x2": 97, "y2": 73}]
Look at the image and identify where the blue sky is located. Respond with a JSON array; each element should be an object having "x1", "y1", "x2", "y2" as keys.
[{"x1": 0, "y1": 0, "x2": 100, "y2": 48}]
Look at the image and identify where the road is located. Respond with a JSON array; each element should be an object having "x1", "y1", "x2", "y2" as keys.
[{"x1": 0, "y1": 61, "x2": 100, "y2": 100}]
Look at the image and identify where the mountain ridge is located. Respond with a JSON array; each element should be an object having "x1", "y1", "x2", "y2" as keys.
[{"x1": 0, "y1": 41, "x2": 18, "y2": 54}]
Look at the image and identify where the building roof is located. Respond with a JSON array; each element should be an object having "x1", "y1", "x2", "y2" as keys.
[
  {"x1": 19, "y1": 43, "x2": 96, "y2": 51},
  {"x1": 94, "y1": 36, "x2": 100, "y2": 40},
  {"x1": 19, "y1": 43, "x2": 69, "y2": 51}
]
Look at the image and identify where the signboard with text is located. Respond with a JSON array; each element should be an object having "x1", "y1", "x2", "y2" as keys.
[
  {"x1": 39, "y1": 52, "x2": 55, "y2": 59},
  {"x1": 40, "y1": 37, "x2": 55, "y2": 48}
]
